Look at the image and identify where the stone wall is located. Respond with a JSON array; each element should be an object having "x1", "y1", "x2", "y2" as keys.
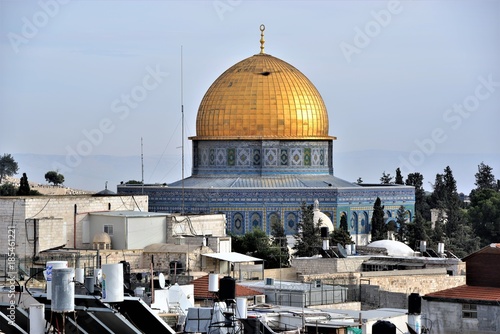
[
  {"x1": 263, "y1": 267, "x2": 297, "y2": 281},
  {"x1": 293, "y1": 257, "x2": 366, "y2": 275},
  {"x1": 40, "y1": 249, "x2": 143, "y2": 269},
  {"x1": 360, "y1": 269, "x2": 465, "y2": 309},
  {"x1": 296, "y1": 267, "x2": 466, "y2": 310},
  {"x1": 0, "y1": 195, "x2": 148, "y2": 260}
]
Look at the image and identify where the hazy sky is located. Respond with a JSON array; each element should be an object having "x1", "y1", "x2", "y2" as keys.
[{"x1": 1, "y1": 0, "x2": 499, "y2": 193}]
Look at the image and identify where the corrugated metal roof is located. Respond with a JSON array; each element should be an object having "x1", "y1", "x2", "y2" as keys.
[
  {"x1": 424, "y1": 285, "x2": 500, "y2": 304},
  {"x1": 89, "y1": 211, "x2": 168, "y2": 218}
]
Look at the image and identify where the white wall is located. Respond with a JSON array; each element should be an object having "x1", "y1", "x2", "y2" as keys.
[
  {"x1": 89, "y1": 215, "x2": 126, "y2": 249},
  {"x1": 127, "y1": 216, "x2": 167, "y2": 249}
]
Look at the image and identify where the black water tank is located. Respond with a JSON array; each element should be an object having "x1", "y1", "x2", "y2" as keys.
[
  {"x1": 120, "y1": 261, "x2": 131, "y2": 274},
  {"x1": 408, "y1": 293, "x2": 422, "y2": 314},
  {"x1": 219, "y1": 276, "x2": 236, "y2": 301},
  {"x1": 320, "y1": 226, "x2": 329, "y2": 238},
  {"x1": 372, "y1": 320, "x2": 396, "y2": 334}
]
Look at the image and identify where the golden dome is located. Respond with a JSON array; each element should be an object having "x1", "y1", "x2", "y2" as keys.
[{"x1": 193, "y1": 53, "x2": 334, "y2": 140}]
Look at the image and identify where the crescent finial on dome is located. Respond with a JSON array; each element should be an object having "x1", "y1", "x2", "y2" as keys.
[{"x1": 260, "y1": 24, "x2": 265, "y2": 54}]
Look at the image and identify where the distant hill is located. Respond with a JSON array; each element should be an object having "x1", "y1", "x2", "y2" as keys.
[{"x1": 8, "y1": 151, "x2": 500, "y2": 195}]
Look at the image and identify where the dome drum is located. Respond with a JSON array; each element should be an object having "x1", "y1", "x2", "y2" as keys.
[{"x1": 192, "y1": 139, "x2": 333, "y2": 176}]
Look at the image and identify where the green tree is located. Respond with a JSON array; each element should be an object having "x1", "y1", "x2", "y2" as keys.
[
  {"x1": 431, "y1": 166, "x2": 479, "y2": 257},
  {"x1": 340, "y1": 213, "x2": 348, "y2": 231},
  {"x1": 474, "y1": 162, "x2": 496, "y2": 191},
  {"x1": 293, "y1": 203, "x2": 321, "y2": 257},
  {"x1": 125, "y1": 180, "x2": 142, "y2": 185},
  {"x1": 380, "y1": 171, "x2": 393, "y2": 184},
  {"x1": 406, "y1": 172, "x2": 431, "y2": 221},
  {"x1": 271, "y1": 220, "x2": 290, "y2": 268},
  {"x1": 330, "y1": 213, "x2": 353, "y2": 246},
  {"x1": 45, "y1": 171, "x2": 65, "y2": 186},
  {"x1": 395, "y1": 205, "x2": 408, "y2": 242},
  {"x1": 17, "y1": 172, "x2": 30, "y2": 195},
  {"x1": 430, "y1": 173, "x2": 446, "y2": 209},
  {"x1": 468, "y1": 188, "x2": 500, "y2": 246},
  {"x1": 230, "y1": 228, "x2": 281, "y2": 269},
  {"x1": 395, "y1": 168, "x2": 404, "y2": 185},
  {"x1": 370, "y1": 197, "x2": 386, "y2": 241},
  {"x1": 0, "y1": 154, "x2": 19, "y2": 184},
  {"x1": 0, "y1": 183, "x2": 17, "y2": 196},
  {"x1": 430, "y1": 219, "x2": 445, "y2": 249},
  {"x1": 407, "y1": 212, "x2": 430, "y2": 250}
]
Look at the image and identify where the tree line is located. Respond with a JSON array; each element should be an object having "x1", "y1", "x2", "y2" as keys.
[
  {"x1": 233, "y1": 162, "x2": 499, "y2": 266},
  {"x1": 0, "y1": 153, "x2": 65, "y2": 195},
  {"x1": 354, "y1": 163, "x2": 497, "y2": 258}
]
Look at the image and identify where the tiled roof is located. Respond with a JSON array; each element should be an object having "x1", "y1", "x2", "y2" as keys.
[
  {"x1": 424, "y1": 285, "x2": 500, "y2": 305},
  {"x1": 190, "y1": 275, "x2": 262, "y2": 299}
]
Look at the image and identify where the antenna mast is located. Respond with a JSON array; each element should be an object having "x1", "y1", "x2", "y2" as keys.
[
  {"x1": 141, "y1": 137, "x2": 144, "y2": 194},
  {"x1": 181, "y1": 46, "x2": 185, "y2": 214}
]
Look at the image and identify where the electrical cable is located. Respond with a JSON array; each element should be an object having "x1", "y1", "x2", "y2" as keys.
[{"x1": 24, "y1": 268, "x2": 45, "y2": 296}]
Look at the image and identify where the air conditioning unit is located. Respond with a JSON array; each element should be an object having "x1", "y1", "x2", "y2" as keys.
[
  {"x1": 254, "y1": 295, "x2": 266, "y2": 304},
  {"x1": 265, "y1": 278, "x2": 275, "y2": 286}
]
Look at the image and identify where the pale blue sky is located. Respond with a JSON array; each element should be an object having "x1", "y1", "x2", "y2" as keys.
[{"x1": 0, "y1": 0, "x2": 499, "y2": 192}]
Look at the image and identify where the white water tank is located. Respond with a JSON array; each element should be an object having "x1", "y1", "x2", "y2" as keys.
[
  {"x1": 75, "y1": 268, "x2": 84, "y2": 284},
  {"x1": 94, "y1": 268, "x2": 102, "y2": 284},
  {"x1": 102, "y1": 263, "x2": 124, "y2": 303},
  {"x1": 29, "y1": 304, "x2": 45, "y2": 334},
  {"x1": 45, "y1": 261, "x2": 67, "y2": 300},
  {"x1": 236, "y1": 297, "x2": 247, "y2": 319},
  {"x1": 208, "y1": 273, "x2": 219, "y2": 292},
  {"x1": 438, "y1": 242, "x2": 445, "y2": 254}
]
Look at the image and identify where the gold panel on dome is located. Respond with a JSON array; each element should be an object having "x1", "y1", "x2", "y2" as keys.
[{"x1": 192, "y1": 53, "x2": 335, "y2": 141}]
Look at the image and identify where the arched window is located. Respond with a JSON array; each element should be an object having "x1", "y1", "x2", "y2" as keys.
[
  {"x1": 233, "y1": 212, "x2": 244, "y2": 234},
  {"x1": 285, "y1": 212, "x2": 297, "y2": 234},
  {"x1": 250, "y1": 212, "x2": 262, "y2": 231},
  {"x1": 268, "y1": 212, "x2": 280, "y2": 234},
  {"x1": 352, "y1": 212, "x2": 358, "y2": 234}
]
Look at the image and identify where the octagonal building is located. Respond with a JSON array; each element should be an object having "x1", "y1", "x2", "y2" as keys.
[{"x1": 118, "y1": 27, "x2": 415, "y2": 245}]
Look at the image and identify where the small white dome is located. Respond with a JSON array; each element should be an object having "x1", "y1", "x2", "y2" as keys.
[
  {"x1": 313, "y1": 199, "x2": 334, "y2": 233},
  {"x1": 367, "y1": 240, "x2": 414, "y2": 257}
]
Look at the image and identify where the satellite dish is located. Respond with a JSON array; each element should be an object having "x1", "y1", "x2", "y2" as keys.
[
  {"x1": 158, "y1": 273, "x2": 166, "y2": 289},
  {"x1": 337, "y1": 243, "x2": 347, "y2": 258}
]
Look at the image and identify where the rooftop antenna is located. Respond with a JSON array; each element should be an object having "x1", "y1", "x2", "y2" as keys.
[
  {"x1": 181, "y1": 45, "x2": 185, "y2": 214},
  {"x1": 141, "y1": 137, "x2": 144, "y2": 194}
]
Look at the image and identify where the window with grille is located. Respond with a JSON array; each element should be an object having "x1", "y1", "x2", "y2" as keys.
[
  {"x1": 462, "y1": 304, "x2": 477, "y2": 319},
  {"x1": 104, "y1": 225, "x2": 114, "y2": 236}
]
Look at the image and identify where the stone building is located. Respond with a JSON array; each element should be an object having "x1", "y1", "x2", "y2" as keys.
[
  {"x1": 0, "y1": 195, "x2": 148, "y2": 258},
  {"x1": 423, "y1": 243, "x2": 500, "y2": 333},
  {"x1": 118, "y1": 26, "x2": 415, "y2": 244}
]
